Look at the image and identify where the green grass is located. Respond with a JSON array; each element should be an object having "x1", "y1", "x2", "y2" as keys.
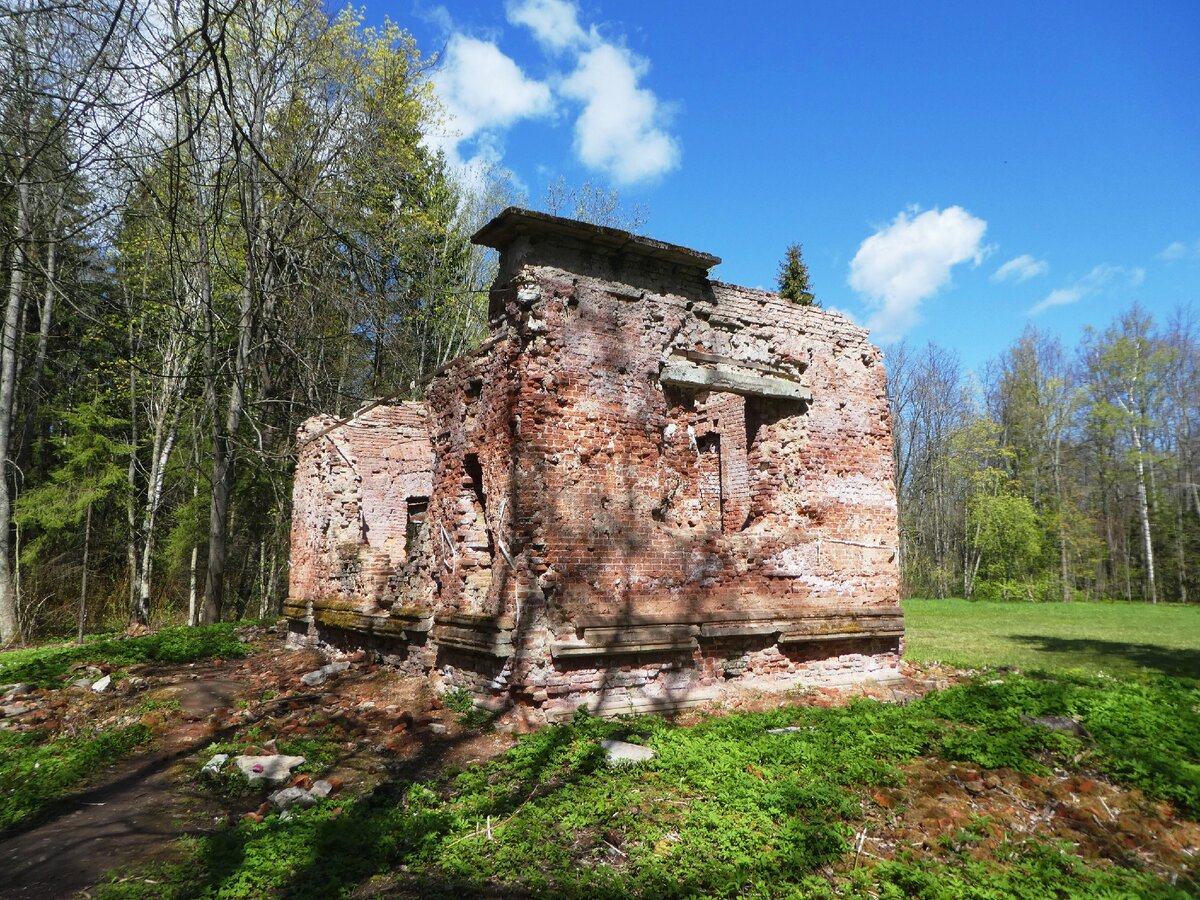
[
  {"x1": 0, "y1": 724, "x2": 152, "y2": 834},
  {"x1": 0, "y1": 623, "x2": 250, "y2": 835},
  {"x1": 96, "y1": 669, "x2": 1200, "y2": 899},
  {"x1": 10, "y1": 603, "x2": 1184, "y2": 898},
  {"x1": 902, "y1": 598, "x2": 1200, "y2": 679},
  {"x1": 0, "y1": 623, "x2": 250, "y2": 687}
]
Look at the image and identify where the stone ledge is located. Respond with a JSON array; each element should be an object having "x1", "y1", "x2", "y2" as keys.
[
  {"x1": 550, "y1": 638, "x2": 699, "y2": 659},
  {"x1": 660, "y1": 360, "x2": 811, "y2": 402},
  {"x1": 777, "y1": 629, "x2": 904, "y2": 644}
]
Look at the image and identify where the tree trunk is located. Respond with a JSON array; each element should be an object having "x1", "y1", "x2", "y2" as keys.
[
  {"x1": 188, "y1": 543, "x2": 199, "y2": 626},
  {"x1": 0, "y1": 178, "x2": 30, "y2": 644},
  {"x1": 201, "y1": 266, "x2": 257, "y2": 624},
  {"x1": 78, "y1": 501, "x2": 91, "y2": 643},
  {"x1": 20, "y1": 198, "x2": 62, "y2": 463},
  {"x1": 1052, "y1": 432, "x2": 1071, "y2": 602},
  {"x1": 1128, "y1": 421, "x2": 1158, "y2": 603}
]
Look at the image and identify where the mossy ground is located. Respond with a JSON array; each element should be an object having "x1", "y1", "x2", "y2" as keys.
[
  {"x1": 104, "y1": 605, "x2": 1200, "y2": 897},
  {"x1": 3, "y1": 605, "x2": 1198, "y2": 898}
]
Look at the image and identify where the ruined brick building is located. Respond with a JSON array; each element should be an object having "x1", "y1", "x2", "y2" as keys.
[{"x1": 286, "y1": 209, "x2": 903, "y2": 722}]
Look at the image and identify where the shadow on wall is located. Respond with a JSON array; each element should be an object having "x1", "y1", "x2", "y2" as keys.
[{"x1": 1009, "y1": 634, "x2": 1200, "y2": 681}]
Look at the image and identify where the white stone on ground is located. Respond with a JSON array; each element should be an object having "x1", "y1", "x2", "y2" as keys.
[
  {"x1": 600, "y1": 739, "x2": 656, "y2": 765},
  {"x1": 201, "y1": 753, "x2": 229, "y2": 775},
  {"x1": 300, "y1": 661, "x2": 350, "y2": 687},
  {"x1": 234, "y1": 754, "x2": 306, "y2": 785}
]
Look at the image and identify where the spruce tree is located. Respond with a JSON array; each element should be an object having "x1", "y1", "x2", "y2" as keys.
[{"x1": 777, "y1": 243, "x2": 817, "y2": 306}]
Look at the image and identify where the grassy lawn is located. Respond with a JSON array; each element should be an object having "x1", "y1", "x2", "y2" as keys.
[
  {"x1": 903, "y1": 598, "x2": 1200, "y2": 679},
  {"x1": 87, "y1": 603, "x2": 1200, "y2": 899},
  {"x1": 0, "y1": 623, "x2": 250, "y2": 688}
]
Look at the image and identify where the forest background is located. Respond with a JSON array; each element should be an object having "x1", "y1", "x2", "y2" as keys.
[{"x1": 0, "y1": 0, "x2": 1196, "y2": 643}]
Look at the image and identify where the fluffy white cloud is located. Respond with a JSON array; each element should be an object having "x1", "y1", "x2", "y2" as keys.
[
  {"x1": 1159, "y1": 239, "x2": 1200, "y2": 261},
  {"x1": 506, "y1": 0, "x2": 587, "y2": 52},
  {"x1": 428, "y1": 3, "x2": 680, "y2": 189},
  {"x1": 992, "y1": 254, "x2": 1048, "y2": 283},
  {"x1": 560, "y1": 43, "x2": 680, "y2": 185},
  {"x1": 848, "y1": 206, "x2": 988, "y2": 342},
  {"x1": 430, "y1": 34, "x2": 553, "y2": 148},
  {"x1": 1029, "y1": 264, "x2": 1145, "y2": 315}
]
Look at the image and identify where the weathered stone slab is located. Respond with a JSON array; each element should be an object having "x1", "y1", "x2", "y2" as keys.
[
  {"x1": 300, "y1": 661, "x2": 350, "y2": 687},
  {"x1": 600, "y1": 739, "x2": 657, "y2": 765},
  {"x1": 234, "y1": 754, "x2": 306, "y2": 785},
  {"x1": 660, "y1": 360, "x2": 811, "y2": 401}
]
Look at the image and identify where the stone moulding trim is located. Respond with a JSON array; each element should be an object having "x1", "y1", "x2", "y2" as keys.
[
  {"x1": 660, "y1": 359, "x2": 812, "y2": 402},
  {"x1": 551, "y1": 639, "x2": 698, "y2": 658},
  {"x1": 283, "y1": 598, "x2": 434, "y2": 642},
  {"x1": 776, "y1": 629, "x2": 905, "y2": 644},
  {"x1": 549, "y1": 609, "x2": 903, "y2": 660},
  {"x1": 551, "y1": 622, "x2": 701, "y2": 658},
  {"x1": 472, "y1": 207, "x2": 721, "y2": 272},
  {"x1": 431, "y1": 611, "x2": 516, "y2": 657},
  {"x1": 572, "y1": 606, "x2": 901, "y2": 629}
]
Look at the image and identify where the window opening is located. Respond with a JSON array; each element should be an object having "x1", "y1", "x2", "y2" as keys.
[
  {"x1": 463, "y1": 453, "x2": 494, "y2": 556},
  {"x1": 696, "y1": 432, "x2": 724, "y2": 527},
  {"x1": 405, "y1": 497, "x2": 428, "y2": 556}
]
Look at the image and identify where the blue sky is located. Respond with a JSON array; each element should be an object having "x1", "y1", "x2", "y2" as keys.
[{"x1": 379, "y1": 0, "x2": 1199, "y2": 368}]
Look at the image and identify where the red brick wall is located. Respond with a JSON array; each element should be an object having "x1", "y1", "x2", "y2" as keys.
[
  {"x1": 287, "y1": 211, "x2": 903, "y2": 719},
  {"x1": 287, "y1": 403, "x2": 432, "y2": 615}
]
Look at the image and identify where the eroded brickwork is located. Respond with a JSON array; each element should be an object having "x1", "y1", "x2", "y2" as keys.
[{"x1": 287, "y1": 209, "x2": 903, "y2": 722}]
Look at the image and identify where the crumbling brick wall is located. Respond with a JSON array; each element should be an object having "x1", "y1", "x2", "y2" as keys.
[
  {"x1": 285, "y1": 403, "x2": 434, "y2": 646},
  {"x1": 288, "y1": 209, "x2": 903, "y2": 721}
]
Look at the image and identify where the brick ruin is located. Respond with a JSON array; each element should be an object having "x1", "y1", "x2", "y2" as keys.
[{"x1": 285, "y1": 208, "x2": 903, "y2": 723}]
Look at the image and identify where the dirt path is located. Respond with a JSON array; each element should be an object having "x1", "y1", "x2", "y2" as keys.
[
  {"x1": 0, "y1": 639, "x2": 507, "y2": 899},
  {"x1": 0, "y1": 676, "x2": 241, "y2": 898}
]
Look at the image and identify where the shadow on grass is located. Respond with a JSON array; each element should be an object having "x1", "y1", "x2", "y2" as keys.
[
  {"x1": 1009, "y1": 635, "x2": 1200, "y2": 681},
  {"x1": 175, "y1": 722, "x2": 662, "y2": 900}
]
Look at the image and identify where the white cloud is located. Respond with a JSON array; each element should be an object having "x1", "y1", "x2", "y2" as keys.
[
  {"x1": 429, "y1": 3, "x2": 681, "y2": 190},
  {"x1": 848, "y1": 206, "x2": 988, "y2": 342},
  {"x1": 560, "y1": 43, "x2": 680, "y2": 184},
  {"x1": 1159, "y1": 239, "x2": 1200, "y2": 261},
  {"x1": 420, "y1": 4, "x2": 454, "y2": 35},
  {"x1": 431, "y1": 35, "x2": 553, "y2": 145},
  {"x1": 992, "y1": 254, "x2": 1048, "y2": 283},
  {"x1": 427, "y1": 34, "x2": 553, "y2": 175},
  {"x1": 1029, "y1": 264, "x2": 1145, "y2": 315},
  {"x1": 506, "y1": 0, "x2": 587, "y2": 52}
]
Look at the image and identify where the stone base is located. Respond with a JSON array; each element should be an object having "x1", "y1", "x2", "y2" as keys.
[{"x1": 288, "y1": 613, "x2": 902, "y2": 728}]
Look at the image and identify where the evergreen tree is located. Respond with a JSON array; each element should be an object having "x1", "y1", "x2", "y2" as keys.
[{"x1": 776, "y1": 243, "x2": 817, "y2": 306}]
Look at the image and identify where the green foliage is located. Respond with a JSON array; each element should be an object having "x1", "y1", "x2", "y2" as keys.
[
  {"x1": 441, "y1": 688, "x2": 474, "y2": 714},
  {"x1": 862, "y1": 841, "x2": 1191, "y2": 899},
  {"x1": 14, "y1": 396, "x2": 130, "y2": 566},
  {"x1": 441, "y1": 688, "x2": 494, "y2": 728},
  {"x1": 776, "y1": 242, "x2": 817, "y2": 305},
  {"x1": 0, "y1": 724, "x2": 152, "y2": 833},
  {"x1": 0, "y1": 623, "x2": 249, "y2": 687},
  {"x1": 94, "y1": 668, "x2": 1198, "y2": 897},
  {"x1": 968, "y1": 490, "x2": 1042, "y2": 587}
]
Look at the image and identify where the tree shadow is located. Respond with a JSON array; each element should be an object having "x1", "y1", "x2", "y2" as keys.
[
  {"x1": 175, "y1": 717, "x2": 680, "y2": 900},
  {"x1": 1008, "y1": 634, "x2": 1200, "y2": 681}
]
